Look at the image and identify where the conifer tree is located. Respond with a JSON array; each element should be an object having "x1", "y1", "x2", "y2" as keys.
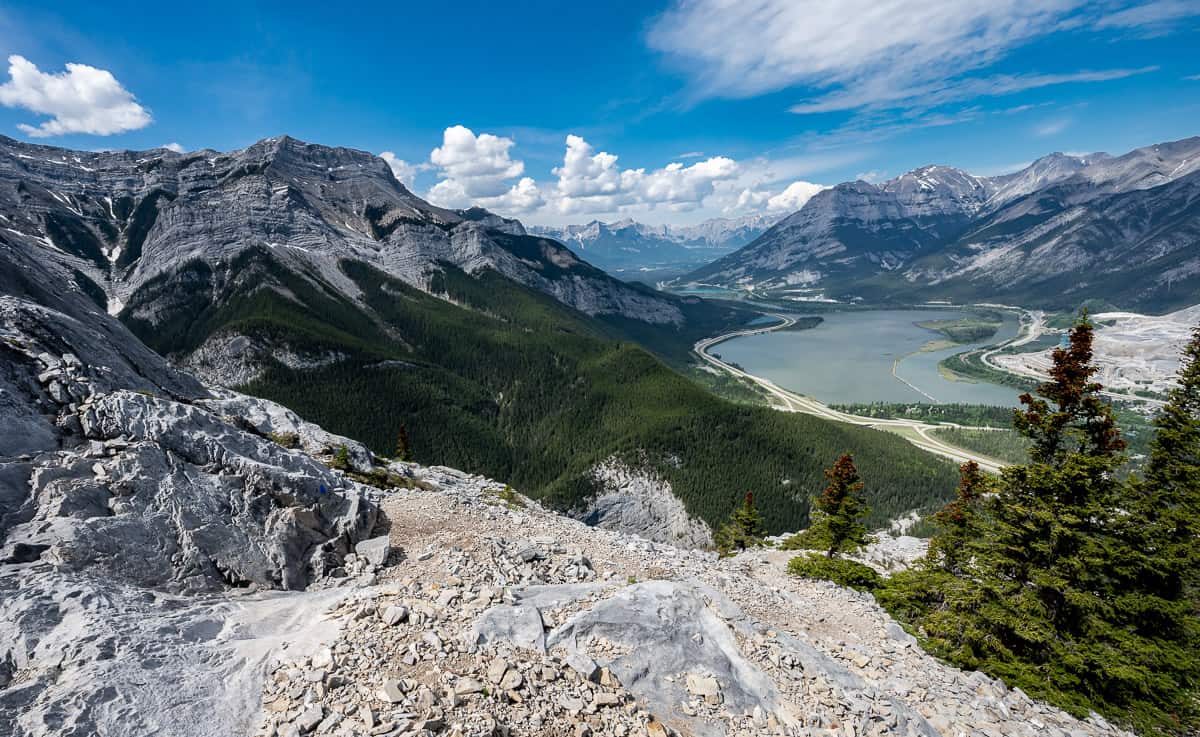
[
  {"x1": 958, "y1": 314, "x2": 1140, "y2": 720},
  {"x1": 715, "y1": 491, "x2": 765, "y2": 557},
  {"x1": 1111, "y1": 326, "x2": 1200, "y2": 730},
  {"x1": 1138, "y1": 326, "x2": 1200, "y2": 602},
  {"x1": 395, "y1": 425, "x2": 411, "y2": 462},
  {"x1": 989, "y1": 313, "x2": 1125, "y2": 606},
  {"x1": 927, "y1": 460, "x2": 989, "y2": 575},
  {"x1": 813, "y1": 454, "x2": 869, "y2": 558}
]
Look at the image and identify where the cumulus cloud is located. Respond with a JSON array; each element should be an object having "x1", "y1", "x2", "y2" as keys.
[
  {"x1": 766, "y1": 181, "x2": 827, "y2": 211},
  {"x1": 429, "y1": 125, "x2": 524, "y2": 198},
  {"x1": 647, "y1": 1, "x2": 1171, "y2": 115},
  {"x1": 487, "y1": 177, "x2": 545, "y2": 214},
  {"x1": 379, "y1": 151, "x2": 419, "y2": 188},
  {"x1": 160, "y1": 142, "x2": 185, "y2": 153},
  {"x1": 550, "y1": 134, "x2": 739, "y2": 214},
  {"x1": 421, "y1": 126, "x2": 545, "y2": 214},
  {"x1": 0, "y1": 55, "x2": 151, "y2": 137},
  {"x1": 416, "y1": 126, "x2": 826, "y2": 221},
  {"x1": 732, "y1": 180, "x2": 827, "y2": 214}
]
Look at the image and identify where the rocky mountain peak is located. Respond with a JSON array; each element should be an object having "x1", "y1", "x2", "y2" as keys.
[{"x1": 0, "y1": 135, "x2": 686, "y2": 331}]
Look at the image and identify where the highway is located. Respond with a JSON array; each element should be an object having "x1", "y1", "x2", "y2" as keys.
[{"x1": 694, "y1": 315, "x2": 1008, "y2": 474}]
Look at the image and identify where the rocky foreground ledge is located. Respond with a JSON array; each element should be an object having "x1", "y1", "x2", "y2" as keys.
[
  {"x1": 0, "y1": 294, "x2": 1134, "y2": 737},
  {"x1": 250, "y1": 470, "x2": 1134, "y2": 737}
]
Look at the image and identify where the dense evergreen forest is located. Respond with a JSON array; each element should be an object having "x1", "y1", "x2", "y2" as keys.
[{"x1": 124, "y1": 250, "x2": 960, "y2": 532}]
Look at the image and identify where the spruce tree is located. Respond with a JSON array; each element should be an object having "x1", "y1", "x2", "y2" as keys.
[
  {"x1": 1113, "y1": 326, "x2": 1200, "y2": 730},
  {"x1": 927, "y1": 460, "x2": 989, "y2": 575},
  {"x1": 960, "y1": 314, "x2": 1135, "y2": 719},
  {"x1": 715, "y1": 491, "x2": 765, "y2": 557},
  {"x1": 1139, "y1": 326, "x2": 1200, "y2": 602},
  {"x1": 813, "y1": 454, "x2": 869, "y2": 558}
]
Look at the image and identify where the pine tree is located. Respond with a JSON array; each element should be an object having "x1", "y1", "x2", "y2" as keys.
[
  {"x1": 715, "y1": 491, "x2": 765, "y2": 557},
  {"x1": 957, "y1": 314, "x2": 1137, "y2": 719},
  {"x1": 927, "y1": 460, "x2": 990, "y2": 575},
  {"x1": 1112, "y1": 326, "x2": 1200, "y2": 730},
  {"x1": 1138, "y1": 326, "x2": 1200, "y2": 602},
  {"x1": 395, "y1": 425, "x2": 411, "y2": 462},
  {"x1": 812, "y1": 454, "x2": 869, "y2": 558}
]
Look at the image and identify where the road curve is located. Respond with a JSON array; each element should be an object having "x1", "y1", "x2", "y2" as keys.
[{"x1": 694, "y1": 315, "x2": 1007, "y2": 474}]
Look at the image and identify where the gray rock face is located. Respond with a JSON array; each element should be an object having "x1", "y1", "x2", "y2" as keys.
[
  {"x1": 470, "y1": 579, "x2": 942, "y2": 737},
  {"x1": 687, "y1": 136, "x2": 1200, "y2": 311},
  {"x1": 0, "y1": 134, "x2": 684, "y2": 336},
  {"x1": 0, "y1": 250, "x2": 388, "y2": 735},
  {"x1": 575, "y1": 456, "x2": 713, "y2": 549}
]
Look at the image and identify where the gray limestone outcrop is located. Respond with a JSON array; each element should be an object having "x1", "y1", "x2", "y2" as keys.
[
  {"x1": 0, "y1": 133, "x2": 685, "y2": 338},
  {"x1": 575, "y1": 457, "x2": 713, "y2": 549}
]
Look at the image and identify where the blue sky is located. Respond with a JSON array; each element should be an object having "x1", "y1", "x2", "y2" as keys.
[{"x1": 0, "y1": 0, "x2": 1197, "y2": 225}]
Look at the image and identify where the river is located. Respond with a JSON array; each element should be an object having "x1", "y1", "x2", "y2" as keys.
[{"x1": 715, "y1": 309, "x2": 1022, "y2": 406}]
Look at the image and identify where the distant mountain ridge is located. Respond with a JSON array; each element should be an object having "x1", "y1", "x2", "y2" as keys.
[
  {"x1": 529, "y1": 213, "x2": 780, "y2": 276},
  {"x1": 0, "y1": 134, "x2": 691, "y2": 327},
  {"x1": 685, "y1": 137, "x2": 1200, "y2": 312}
]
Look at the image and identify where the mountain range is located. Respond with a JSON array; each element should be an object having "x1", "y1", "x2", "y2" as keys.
[
  {"x1": 529, "y1": 213, "x2": 778, "y2": 278},
  {"x1": 0, "y1": 133, "x2": 958, "y2": 541},
  {"x1": 685, "y1": 137, "x2": 1200, "y2": 313}
]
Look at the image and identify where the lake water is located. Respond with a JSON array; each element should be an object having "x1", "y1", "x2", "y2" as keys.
[{"x1": 716, "y1": 309, "x2": 1022, "y2": 406}]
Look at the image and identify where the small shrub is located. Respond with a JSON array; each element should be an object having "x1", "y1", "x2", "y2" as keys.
[
  {"x1": 780, "y1": 526, "x2": 864, "y2": 554},
  {"x1": 269, "y1": 431, "x2": 300, "y2": 449},
  {"x1": 787, "y1": 553, "x2": 881, "y2": 592},
  {"x1": 485, "y1": 484, "x2": 524, "y2": 509},
  {"x1": 329, "y1": 445, "x2": 352, "y2": 471}
]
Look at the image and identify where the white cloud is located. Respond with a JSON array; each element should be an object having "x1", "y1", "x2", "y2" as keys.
[
  {"x1": 379, "y1": 151, "x2": 419, "y2": 189},
  {"x1": 421, "y1": 126, "x2": 545, "y2": 214},
  {"x1": 647, "y1": 1, "x2": 1172, "y2": 115},
  {"x1": 161, "y1": 142, "x2": 185, "y2": 153},
  {"x1": 0, "y1": 55, "x2": 151, "y2": 137},
  {"x1": 1033, "y1": 117, "x2": 1072, "y2": 137},
  {"x1": 429, "y1": 125, "x2": 524, "y2": 198},
  {"x1": 854, "y1": 170, "x2": 887, "y2": 183},
  {"x1": 413, "y1": 127, "x2": 832, "y2": 223},
  {"x1": 486, "y1": 177, "x2": 545, "y2": 214},
  {"x1": 766, "y1": 181, "x2": 827, "y2": 211},
  {"x1": 731, "y1": 180, "x2": 827, "y2": 215},
  {"x1": 550, "y1": 134, "x2": 740, "y2": 214},
  {"x1": 1095, "y1": 0, "x2": 1200, "y2": 30},
  {"x1": 640, "y1": 156, "x2": 739, "y2": 211}
]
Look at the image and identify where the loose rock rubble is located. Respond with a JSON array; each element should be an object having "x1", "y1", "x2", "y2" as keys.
[{"x1": 254, "y1": 468, "x2": 1137, "y2": 737}]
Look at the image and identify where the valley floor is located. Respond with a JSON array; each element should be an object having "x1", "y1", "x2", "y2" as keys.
[{"x1": 693, "y1": 316, "x2": 1008, "y2": 473}]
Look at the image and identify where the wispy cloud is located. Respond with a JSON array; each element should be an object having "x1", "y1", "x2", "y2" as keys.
[
  {"x1": 648, "y1": 1, "x2": 1181, "y2": 118},
  {"x1": 1033, "y1": 118, "x2": 1072, "y2": 137},
  {"x1": 676, "y1": 151, "x2": 705, "y2": 159},
  {"x1": 1095, "y1": 0, "x2": 1200, "y2": 33},
  {"x1": 787, "y1": 67, "x2": 1155, "y2": 115}
]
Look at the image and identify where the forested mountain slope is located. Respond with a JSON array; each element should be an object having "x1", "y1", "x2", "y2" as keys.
[{"x1": 0, "y1": 135, "x2": 960, "y2": 538}]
